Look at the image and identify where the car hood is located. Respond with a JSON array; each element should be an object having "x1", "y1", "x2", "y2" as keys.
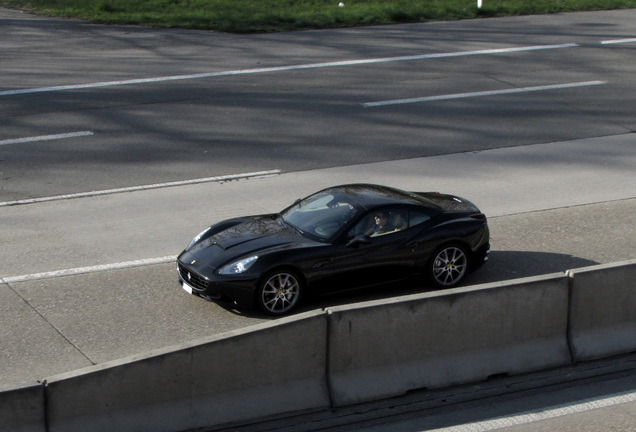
[{"x1": 179, "y1": 215, "x2": 304, "y2": 272}]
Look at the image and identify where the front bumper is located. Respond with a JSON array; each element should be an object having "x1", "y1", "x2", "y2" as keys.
[{"x1": 177, "y1": 261, "x2": 257, "y2": 309}]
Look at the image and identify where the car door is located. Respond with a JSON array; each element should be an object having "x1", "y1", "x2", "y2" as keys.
[{"x1": 322, "y1": 207, "x2": 418, "y2": 293}]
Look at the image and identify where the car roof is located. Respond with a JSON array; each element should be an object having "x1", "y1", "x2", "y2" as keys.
[{"x1": 321, "y1": 184, "x2": 440, "y2": 211}]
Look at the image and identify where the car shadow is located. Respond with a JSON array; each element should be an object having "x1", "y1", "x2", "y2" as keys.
[
  {"x1": 221, "y1": 250, "x2": 599, "y2": 318},
  {"x1": 298, "y1": 250, "x2": 599, "y2": 315},
  {"x1": 463, "y1": 249, "x2": 599, "y2": 286}
]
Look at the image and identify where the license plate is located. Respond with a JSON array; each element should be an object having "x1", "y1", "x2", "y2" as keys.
[{"x1": 182, "y1": 282, "x2": 193, "y2": 295}]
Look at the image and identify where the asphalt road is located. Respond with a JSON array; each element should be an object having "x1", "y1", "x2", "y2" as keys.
[
  {"x1": 1, "y1": 8, "x2": 635, "y2": 201},
  {"x1": 1, "y1": 7, "x2": 635, "y2": 431}
]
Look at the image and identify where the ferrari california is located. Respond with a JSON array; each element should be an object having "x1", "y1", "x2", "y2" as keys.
[{"x1": 177, "y1": 184, "x2": 489, "y2": 316}]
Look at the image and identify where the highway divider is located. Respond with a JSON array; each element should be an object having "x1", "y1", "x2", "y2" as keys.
[
  {"x1": 1, "y1": 259, "x2": 634, "y2": 432},
  {"x1": 326, "y1": 273, "x2": 572, "y2": 406},
  {"x1": 0, "y1": 382, "x2": 44, "y2": 432},
  {"x1": 45, "y1": 310, "x2": 329, "y2": 432},
  {"x1": 568, "y1": 260, "x2": 636, "y2": 362}
]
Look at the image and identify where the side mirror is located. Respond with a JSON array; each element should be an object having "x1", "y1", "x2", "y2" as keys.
[{"x1": 346, "y1": 234, "x2": 372, "y2": 248}]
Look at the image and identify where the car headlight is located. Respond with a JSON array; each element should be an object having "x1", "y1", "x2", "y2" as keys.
[{"x1": 218, "y1": 256, "x2": 259, "y2": 275}]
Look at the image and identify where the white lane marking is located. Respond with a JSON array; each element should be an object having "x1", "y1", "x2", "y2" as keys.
[
  {"x1": 601, "y1": 38, "x2": 636, "y2": 45},
  {"x1": 1, "y1": 256, "x2": 177, "y2": 283},
  {"x1": 0, "y1": 44, "x2": 578, "y2": 97},
  {"x1": 0, "y1": 169, "x2": 281, "y2": 207},
  {"x1": 363, "y1": 81, "x2": 606, "y2": 107},
  {"x1": 429, "y1": 389, "x2": 636, "y2": 432},
  {"x1": 0, "y1": 131, "x2": 94, "y2": 146}
]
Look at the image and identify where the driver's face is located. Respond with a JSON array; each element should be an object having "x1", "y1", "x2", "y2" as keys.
[{"x1": 375, "y1": 214, "x2": 387, "y2": 223}]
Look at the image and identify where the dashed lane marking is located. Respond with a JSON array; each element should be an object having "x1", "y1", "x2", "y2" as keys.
[
  {"x1": 363, "y1": 81, "x2": 606, "y2": 107},
  {"x1": 0, "y1": 170, "x2": 281, "y2": 207},
  {"x1": 0, "y1": 131, "x2": 94, "y2": 146},
  {"x1": 1, "y1": 256, "x2": 177, "y2": 283},
  {"x1": 0, "y1": 44, "x2": 578, "y2": 97},
  {"x1": 601, "y1": 38, "x2": 636, "y2": 45}
]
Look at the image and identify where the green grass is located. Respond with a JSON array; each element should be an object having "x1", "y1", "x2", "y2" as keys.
[{"x1": 1, "y1": 0, "x2": 635, "y2": 33}]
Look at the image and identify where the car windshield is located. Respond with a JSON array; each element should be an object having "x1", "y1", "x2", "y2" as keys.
[{"x1": 281, "y1": 192, "x2": 359, "y2": 241}]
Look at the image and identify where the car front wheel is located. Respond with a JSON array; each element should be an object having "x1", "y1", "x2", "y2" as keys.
[
  {"x1": 428, "y1": 244, "x2": 469, "y2": 288},
  {"x1": 257, "y1": 270, "x2": 303, "y2": 316}
]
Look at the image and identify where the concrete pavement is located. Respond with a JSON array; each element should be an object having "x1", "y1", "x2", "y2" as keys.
[{"x1": 1, "y1": 133, "x2": 634, "y2": 280}]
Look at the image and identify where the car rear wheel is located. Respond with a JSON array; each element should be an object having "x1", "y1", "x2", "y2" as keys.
[
  {"x1": 257, "y1": 270, "x2": 303, "y2": 316},
  {"x1": 428, "y1": 244, "x2": 469, "y2": 288}
]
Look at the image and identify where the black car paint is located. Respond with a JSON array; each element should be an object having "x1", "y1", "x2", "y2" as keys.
[{"x1": 177, "y1": 184, "x2": 489, "y2": 313}]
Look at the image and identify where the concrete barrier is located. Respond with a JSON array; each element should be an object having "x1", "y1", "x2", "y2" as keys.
[
  {"x1": 44, "y1": 310, "x2": 329, "y2": 432},
  {"x1": 568, "y1": 259, "x2": 636, "y2": 362},
  {"x1": 4, "y1": 261, "x2": 636, "y2": 432},
  {"x1": 326, "y1": 273, "x2": 572, "y2": 407},
  {"x1": 0, "y1": 382, "x2": 45, "y2": 432}
]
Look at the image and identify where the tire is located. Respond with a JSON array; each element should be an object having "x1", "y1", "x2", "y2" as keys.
[
  {"x1": 428, "y1": 244, "x2": 469, "y2": 288},
  {"x1": 257, "y1": 269, "x2": 303, "y2": 316}
]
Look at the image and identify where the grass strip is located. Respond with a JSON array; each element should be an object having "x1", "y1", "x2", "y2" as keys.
[{"x1": 1, "y1": 0, "x2": 635, "y2": 33}]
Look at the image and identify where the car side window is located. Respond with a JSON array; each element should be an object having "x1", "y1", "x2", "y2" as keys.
[
  {"x1": 409, "y1": 211, "x2": 431, "y2": 228},
  {"x1": 349, "y1": 209, "x2": 408, "y2": 238}
]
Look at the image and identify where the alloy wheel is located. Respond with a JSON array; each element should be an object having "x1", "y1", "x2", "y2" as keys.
[
  {"x1": 259, "y1": 271, "x2": 301, "y2": 315},
  {"x1": 431, "y1": 246, "x2": 468, "y2": 287}
]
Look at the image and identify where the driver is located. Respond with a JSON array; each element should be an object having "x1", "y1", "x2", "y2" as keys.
[{"x1": 368, "y1": 211, "x2": 391, "y2": 236}]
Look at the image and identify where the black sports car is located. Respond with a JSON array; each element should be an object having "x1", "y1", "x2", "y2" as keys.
[{"x1": 177, "y1": 184, "x2": 489, "y2": 316}]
